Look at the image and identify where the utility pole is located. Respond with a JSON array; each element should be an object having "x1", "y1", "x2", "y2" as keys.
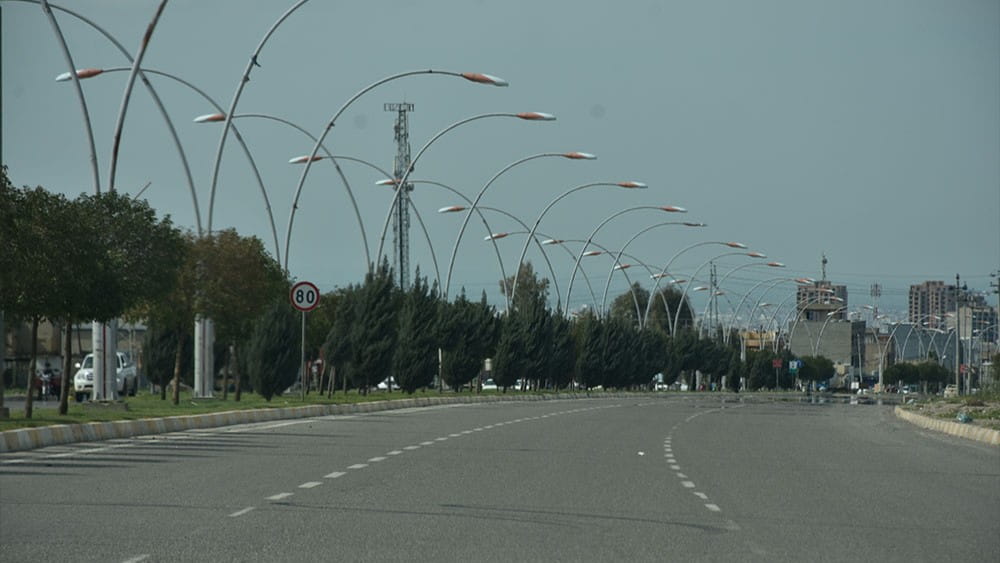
[
  {"x1": 955, "y1": 273, "x2": 962, "y2": 394},
  {"x1": 385, "y1": 102, "x2": 414, "y2": 290}
]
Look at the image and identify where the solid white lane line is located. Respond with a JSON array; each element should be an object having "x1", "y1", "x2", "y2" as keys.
[
  {"x1": 267, "y1": 493, "x2": 293, "y2": 500},
  {"x1": 682, "y1": 481, "x2": 696, "y2": 488},
  {"x1": 229, "y1": 507, "x2": 255, "y2": 517},
  {"x1": 368, "y1": 456, "x2": 387, "y2": 462},
  {"x1": 324, "y1": 471, "x2": 346, "y2": 479},
  {"x1": 705, "y1": 504, "x2": 721, "y2": 512},
  {"x1": 299, "y1": 482, "x2": 322, "y2": 489},
  {"x1": 347, "y1": 464, "x2": 368, "y2": 469}
]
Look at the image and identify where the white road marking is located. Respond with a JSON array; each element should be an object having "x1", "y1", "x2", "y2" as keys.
[
  {"x1": 387, "y1": 450, "x2": 403, "y2": 455},
  {"x1": 682, "y1": 481, "x2": 696, "y2": 488},
  {"x1": 705, "y1": 504, "x2": 721, "y2": 512},
  {"x1": 676, "y1": 472, "x2": 687, "y2": 478},
  {"x1": 434, "y1": 437, "x2": 448, "y2": 441},
  {"x1": 694, "y1": 492, "x2": 709, "y2": 500},
  {"x1": 420, "y1": 441, "x2": 435, "y2": 446},
  {"x1": 347, "y1": 464, "x2": 368, "y2": 469},
  {"x1": 299, "y1": 482, "x2": 322, "y2": 489},
  {"x1": 121, "y1": 555, "x2": 150, "y2": 563},
  {"x1": 670, "y1": 465, "x2": 681, "y2": 470},
  {"x1": 1, "y1": 458, "x2": 26, "y2": 464},
  {"x1": 324, "y1": 471, "x2": 346, "y2": 479},
  {"x1": 368, "y1": 456, "x2": 387, "y2": 462},
  {"x1": 229, "y1": 507, "x2": 255, "y2": 517},
  {"x1": 449, "y1": 433, "x2": 462, "y2": 437},
  {"x1": 267, "y1": 493, "x2": 293, "y2": 500},
  {"x1": 404, "y1": 445, "x2": 420, "y2": 450}
]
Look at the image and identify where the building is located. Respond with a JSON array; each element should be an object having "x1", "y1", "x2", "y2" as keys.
[
  {"x1": 908, "y1": 281, "x2": 956, "y2": 330},
  {"x1": 787, "y1": 319, "x2": 865, "y2": 386},
  {"x1": 796, "y1": 280, "x2": 848, "y2": 321}
]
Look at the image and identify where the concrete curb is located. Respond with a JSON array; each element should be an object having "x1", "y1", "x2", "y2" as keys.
[
  {"x1": 0, "y1": 392, "x2": 636, "y2": 453},
  {"x1": 894, "y1": 406, "x2": 1000, "y2": 446}
]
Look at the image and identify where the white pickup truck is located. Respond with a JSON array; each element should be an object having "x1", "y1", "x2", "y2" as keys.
[{"x1": 73, "y1": 352, "x2": 138, "y2": 402}]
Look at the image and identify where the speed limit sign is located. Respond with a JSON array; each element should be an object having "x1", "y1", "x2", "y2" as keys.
[{"x1": 290, "y1": 281, "x2": 320, "y2": 312}]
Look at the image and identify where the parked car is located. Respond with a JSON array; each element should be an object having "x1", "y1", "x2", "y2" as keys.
[
  {"x1": 943, "y1": 384, "x2": 958, "y2": 398},
  {"x1": 73, "y1": 352, "x2": 138, "y2": 402},
  {"x1": 480, "y1": 378, "x2": 498, "y2": 391}
]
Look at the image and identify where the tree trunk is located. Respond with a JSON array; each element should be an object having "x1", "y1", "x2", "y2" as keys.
[
  {"x1": 233, "y1": 342, "x2": 242, "y2": 402},
  {"x1": 222, "y1": 343, "x2": 232, "y2": 401},
  {"x1": 172, "y1": 332, "x2": 184, "y2": 405},
  {"x1": 24, "y1": 317, "x2": 39, "y2": 418},
  {"x1": 59, "y1": 322, "x2": 72, "y2": 415},
  {"x1": 327, "y1": 365, "x2": 335, "y2": 398}
]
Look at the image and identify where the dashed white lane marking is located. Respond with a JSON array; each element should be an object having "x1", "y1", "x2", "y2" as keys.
[
  {"x1": 229, "y1": 507, "x2": 255, "y2": 517},
  {"x1": 299, "y1": 482, "x2": 322, "y2": 489},
  {"x1": 347, "y1": 463, "x2": 368, "y2": 470},
  {"x1": 694, "y1": 492, "x2": 709, "y2": 500},
  {"x1": 324, "y1": 471, "x2": 346, "y2": 479},
  {"x1": 368, "y1": 456, "x2": 387, "y2": 462},
  {"x1": 403, "y1": 445, "x2": 420, "y2": 450},
  {"x1": 387, "y1": 450, "x2": 403, "y2": 455},
  {"x1": 420, "y1": 441, "x2": 435, "y2": 446},
  {"x1": 2, "y1": 458, "x2": 26, "y2": 464},
  {"x1": 122, "y1": 554, "x2": 150, "y2": 563},
  {"x1": 449, "y1": 433, "x2": 462, "y2": 437},
  {"x1": 434, "y1": 437, "x2": 448, "y2": 441},
  {"x1": 676, "y1": 473, "x2": 687, "y2": 478},
  {"x1": 670, "y1": 465, "x2": 681, "y2": 470},
  {"x1": 705, "y1": 504, "x2": 721, "y2": 512},
  {"x1": 267, "y1": 493, "x2": 293, "y2": 500},
  {"x1": 681, "y1": 481, "x2": 696, "y2": 488}
]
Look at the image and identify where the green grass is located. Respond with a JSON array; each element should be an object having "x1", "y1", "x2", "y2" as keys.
[{"x1": 0, "y1": 388, "x2": 501, "y2": 432}]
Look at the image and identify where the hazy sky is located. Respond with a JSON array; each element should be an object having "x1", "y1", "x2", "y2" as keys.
[{"x1": 3, "y1": 0, "x2": 998, "y2": 319}]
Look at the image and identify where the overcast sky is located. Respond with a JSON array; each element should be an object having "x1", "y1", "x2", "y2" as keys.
[{"x1": 3, "y1": 0, "x2": 998, "y2": 320}]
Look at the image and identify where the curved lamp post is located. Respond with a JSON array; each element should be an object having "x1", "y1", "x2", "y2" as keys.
[
  {"x1": 373, "y1": 114, "x2": 562, "y2": 281},
  {"x1": 725, "y1": 277, "x2": 813, "y2": 345},
  {"x1": 699, "y1": 260, "x2": 785, "y2": 338},
  {"x1": 564, "y1": 205, "x2": 687, "y2": 315},
  {"x1": 642, "y1": 241, "x2": 748, "y2": 331},
  {"x1": 281, "y1": 75, "x2": 509, "y2": 273},
  {"x1": 670, "y1": 251, "x2": 767, "y2": 336},
  {"x1": 509, "y1": 181, "x2": 648, "y2": 307},
  {"x1": 598, "y1": 221, "x2": 708, "y2": 323},
  {"x1": 441, "y1": 150, "x2": 600, "y2": 300}
]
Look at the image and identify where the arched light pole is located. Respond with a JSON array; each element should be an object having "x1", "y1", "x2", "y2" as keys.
[
  {"x1": 564, "y1": 205, "x2": 687, "y2": 315},
  {"x1": 699, "y1": 261, "x2": 785, "y2": 338},
  {"x1": 642, "y1": 241, "x2": 748, "y2": 331},
  {"x1": 725, "y1": 277, "x2": 813, "y2": 345},
  {"x1": 670, "y1": 250, "x2": 764, "y2": 336},
  {"x1": 597, "y1": 221, "x2": 708, "y2": 324},
  {"x1": 441, "y1": 150, "x2": 600, "y2": 300},
  {"x1": 783, "y1": 293, "x2": 845, "y2": 353},
  {"x1": 281, "y1": 76, "x2": 510, "y2": 273},
  {"x1": 509, "y1": 181, "x2": 648, "y2": 307}
]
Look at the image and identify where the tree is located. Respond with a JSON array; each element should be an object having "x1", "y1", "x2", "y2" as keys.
[
  {"x1": 393, "y1": 273, "x2": 439, "y2": 393},
  {"x1": 797, "y1": 355, "x2": 835, "y2": 383},
  {"x1": 883, "y1": 363, "x2": 919, "y2": 386},
  {"x1": 608, "y1": 282, "x2": 648, "y2": 327},
  {"x1": 350, "y1": 261, "x2": 398, "y2": 392},
  {"x1": 573, "y1": 311, "x2": 604, "y2": 389},
  {"x1": 244, "y1": 301, "x2": 300, "y2": 401},
  {"x1": 546, "y1": 311, "x2": 576, "y2": 389}
]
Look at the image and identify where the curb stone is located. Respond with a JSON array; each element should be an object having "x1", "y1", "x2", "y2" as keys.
[{"x1": 894, "y1": 406, "x2": 1000, "y2": 446}]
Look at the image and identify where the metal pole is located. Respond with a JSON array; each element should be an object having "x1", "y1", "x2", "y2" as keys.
[
  {"x1": 301, "y1": 311, "x2": 306, "y2": 401},
  {"x1": 955, "y1": 274, "x2": 961, "y2": 394}
]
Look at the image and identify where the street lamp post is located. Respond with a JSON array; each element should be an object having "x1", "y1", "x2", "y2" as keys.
[{"x1": 671, "y1": 250, "x2": 764, "y2": 336}]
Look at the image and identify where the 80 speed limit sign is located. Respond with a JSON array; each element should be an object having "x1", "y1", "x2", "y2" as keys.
[{"x1": 290, "y1": 281, "x2": 320, "y2": 312}]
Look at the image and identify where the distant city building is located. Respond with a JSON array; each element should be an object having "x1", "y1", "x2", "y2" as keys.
[
  {"x1": 908, "y1": 281, "x2": 955, "y2": 329},
  {"x1": 796, "y1": 281, "x2": 848, "y2": 321},
  {"x1": 787, "y1": 319, "x2": 865, "y2": 383}
]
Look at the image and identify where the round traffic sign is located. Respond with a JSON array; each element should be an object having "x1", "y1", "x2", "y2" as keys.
[{"x1": 290, "y1": 281, "x2": 320, "y2": 312}]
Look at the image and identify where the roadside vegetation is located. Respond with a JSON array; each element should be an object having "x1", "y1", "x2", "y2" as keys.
[{"x1": 4, "y1": 168, "x2": 997, "y2": 435}]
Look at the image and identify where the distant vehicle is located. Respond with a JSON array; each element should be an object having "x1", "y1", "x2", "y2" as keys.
[
  {"x1": 376, "y1": 377, "x2": 397, "y2": 391},
  {"x1": 480, "y1": 378, "x2": 498, "y2": 391},
  {"x1": 73, "y1": 352, "x2": 137, "y2": 402},
  {"x1": 943, "y1": 384, "x2": 958, "y2": 398}
]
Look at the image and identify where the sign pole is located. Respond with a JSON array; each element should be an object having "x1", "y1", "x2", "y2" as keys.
[{"x1": 290, "y1": 281, "x2": 320, "y2": 401}]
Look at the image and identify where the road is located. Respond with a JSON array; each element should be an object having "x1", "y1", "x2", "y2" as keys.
[{"x1": 1, "y1": 395, "x2": 997, "y2": 562}]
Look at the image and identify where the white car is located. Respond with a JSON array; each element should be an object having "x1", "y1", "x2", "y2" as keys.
[{"x1": 74, "y1": 352, "x2": 138, "y2": 401}]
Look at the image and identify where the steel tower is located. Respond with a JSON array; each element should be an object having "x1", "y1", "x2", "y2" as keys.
[{"x1": 385, "y1": 102, "x2": 414, "y2": 289}]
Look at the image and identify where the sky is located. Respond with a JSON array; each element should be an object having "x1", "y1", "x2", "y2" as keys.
[{"x1": 3, "y1": 0, "x2": 998, "y2": 322}]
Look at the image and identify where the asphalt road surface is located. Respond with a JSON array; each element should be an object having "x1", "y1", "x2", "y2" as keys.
[{"x1": 1, "y1": 395, "x2": 998, "y2": 562}]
